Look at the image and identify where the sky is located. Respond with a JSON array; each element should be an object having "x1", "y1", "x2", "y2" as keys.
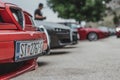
[{"x1": 2, "y1": 0, "x2": 75, "y2": 22}]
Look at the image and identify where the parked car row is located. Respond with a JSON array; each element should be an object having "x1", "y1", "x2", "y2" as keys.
[
  {"x1": 0, "y1": 1, "x2": 79, "y2": 79},
  {"x1": 79, "y1": 26, "x2": 116, "y2": 41},
  {"x1": 59, "y1": 22, "x2": 116, "y2": 41},
  {"x1": 0, "y1": 1, "x2": 116, "y2": 79}
]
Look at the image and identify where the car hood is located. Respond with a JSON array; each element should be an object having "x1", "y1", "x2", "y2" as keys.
[
  {"x1": 79, "y1": 28, "x2": 101, "y2": 32},
  {"x1": 34, "y1": 21, "x2": 70, "y2": 30},
  {"x1": 71, "y1": 28, "x2": 78, "y2": 32}
]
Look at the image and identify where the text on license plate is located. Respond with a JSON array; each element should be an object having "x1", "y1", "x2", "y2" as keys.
[{"x1": 15, "y1": 40, "x2": 43, "y2": 61}]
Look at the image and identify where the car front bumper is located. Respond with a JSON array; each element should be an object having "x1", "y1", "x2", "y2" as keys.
[{"x1": 48, "y1": 30, "x2": 71, "y2": 48}]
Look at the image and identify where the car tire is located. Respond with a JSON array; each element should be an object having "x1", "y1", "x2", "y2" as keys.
[{"x1": 87, "y1": 32, "x2": 98, "y2": 41}]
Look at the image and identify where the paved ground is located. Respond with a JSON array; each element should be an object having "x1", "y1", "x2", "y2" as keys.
[{"x1": 12, "y1": 36, "x2": 120, "y2": 80}]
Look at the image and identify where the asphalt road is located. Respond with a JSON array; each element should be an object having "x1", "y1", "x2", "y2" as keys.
[{"x1": 12, "y1": 36, "x2": 120, "y2": 80}]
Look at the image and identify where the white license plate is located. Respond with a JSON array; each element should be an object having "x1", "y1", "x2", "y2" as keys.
[{"x1": 15, "y1": 40, "x2": 43, "y2": 61}]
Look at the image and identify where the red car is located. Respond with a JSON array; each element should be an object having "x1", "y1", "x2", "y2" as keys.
[
  {"x1": 0, "y1": 1, "x2": 47, "y2": 79},
  {"x1": 78, "y1": 27, "x2": 106, "y2": 41}
]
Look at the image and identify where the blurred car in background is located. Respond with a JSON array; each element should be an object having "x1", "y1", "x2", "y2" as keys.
[
  {"x1": 58, "y1": 22, "x2": 79, "y2": 45},
  {"x1": 0, "y1": 1, "x2": 48, "y2": 79},
  {"x1": 108, "y1": 28, "x2": 116, "y2": 36},
  {"x1": 98, "y1": 27, "x2": 116, "y2": 36},
  {"x1": 78, "y1": 27, "x2": 106, "y2": 41},
  {"x1": 116, "y1": 26, "x2": 120, "y2": 38},
  {"x1": 98, "y1": 26, "x2": 110, "y2": 37},
  {"x1": 35, "y1": 21, "x2": 71, "y2": 48}
]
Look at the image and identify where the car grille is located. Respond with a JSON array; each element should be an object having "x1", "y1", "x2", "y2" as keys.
[
  {"x1": 55, "y1": 28, "x2": 70, "y2": 34},
  {"x1": 61, "y1": 29, "x2": 70, "y2": 34},
  {"x1": 60, "y1": 39, "x2": 71, "y2": 43}
]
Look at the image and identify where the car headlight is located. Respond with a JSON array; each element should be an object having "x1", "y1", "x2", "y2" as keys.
[{"x1": 55, "y1": 28, "x2": 62, "y2": 32}]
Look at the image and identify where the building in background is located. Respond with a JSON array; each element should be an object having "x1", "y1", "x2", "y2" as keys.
[{"x1": 107, "y1": 0, "x2": 120, "y2": 10}]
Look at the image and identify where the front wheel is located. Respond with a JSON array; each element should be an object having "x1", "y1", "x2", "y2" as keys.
[{"x1": 87, "y1": 32, "x2": 98, "y2": 41}]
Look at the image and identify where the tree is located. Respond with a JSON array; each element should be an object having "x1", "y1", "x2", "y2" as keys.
[
  {"x1": 113, "y1": 12, "x2": 120, "y2": 26},
  {"x1": 47, "y1": 0, "x2": 111, "y2": 22}
]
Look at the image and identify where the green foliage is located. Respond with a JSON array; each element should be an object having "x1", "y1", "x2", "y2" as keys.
[
  {"x1": 47, "y1": 0, "x2": 111, "y2": 22},
  {"x1": 113, "y1": 16, "x2": 119, "y2": 25},
  {"x1": 113, "y1": 12, "x2": 120, "y2": 25}
]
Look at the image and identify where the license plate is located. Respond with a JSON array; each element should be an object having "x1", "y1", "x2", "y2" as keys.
[{"x1": 15, "y1": 40, "x2": 43, "y2": 61}]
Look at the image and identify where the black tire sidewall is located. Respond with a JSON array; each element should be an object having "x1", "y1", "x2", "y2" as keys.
[{"x1": 88, "y1": 32, "x2": 98, "y2": 41}]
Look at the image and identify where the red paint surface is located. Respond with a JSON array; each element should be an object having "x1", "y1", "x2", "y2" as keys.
[{"x1": 77, "y1": 27, "x2": 107, "y2": 40}]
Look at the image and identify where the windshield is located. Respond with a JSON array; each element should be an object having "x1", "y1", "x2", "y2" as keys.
[
  {"x1": 69, "y1": 23, "x2": 80, "y2": 29},
  {"x1": 98, "y1": 27, "x2": 109, "y2": 32}
]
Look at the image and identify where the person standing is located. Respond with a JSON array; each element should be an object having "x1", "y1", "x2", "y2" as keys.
[{"x1": 34, "y1": 3, "x2": 46, "y2": 20}]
